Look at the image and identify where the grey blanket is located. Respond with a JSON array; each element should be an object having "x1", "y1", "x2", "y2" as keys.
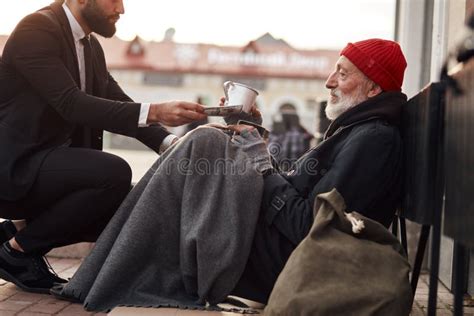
[{"x1": 61, "y1": 127, "x2": 264, "y2": 312}]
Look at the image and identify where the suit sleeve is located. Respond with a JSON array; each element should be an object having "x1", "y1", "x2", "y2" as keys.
[
  {"x1": 104, "y1": 72, "x2": 171, "y2": 152},
  {"x1": 105, "y1": 72, "x2": 134, "y2": 102},
  {"x1": 5, "y1": 13, "x2": 141, "y2": 134},
  {"x1": 261, "y1": 125, "x2": 401, "y2": 245}
]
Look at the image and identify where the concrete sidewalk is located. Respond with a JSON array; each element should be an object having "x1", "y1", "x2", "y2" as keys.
[{"x1": 0, "y1": 257, "x2": 470, "y2": 316}]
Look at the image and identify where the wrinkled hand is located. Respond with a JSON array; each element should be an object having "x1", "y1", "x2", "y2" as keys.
[
  {"x1": 204, "y1": 123, "x2": 254, "y2": 136},
  {"x1": 205, "y1": 122, "x2": 229, "y2": 130},
  {"x1": 148, "y1": 101, "x2": 207, "y2": 126},
  {"x1": 219, "y1": 97, "x2": 262, "y2": 120},
  {"x1": 226, "y1": 124, "x2": 256, "y2": 135},
  {"x1": 227, "y1": 124, "x2": 269, "y2": 144}
]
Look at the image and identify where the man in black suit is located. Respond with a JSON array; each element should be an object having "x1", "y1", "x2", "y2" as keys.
[{"x1": 0, "y1": 0, "x2": 207, "y2": 293}]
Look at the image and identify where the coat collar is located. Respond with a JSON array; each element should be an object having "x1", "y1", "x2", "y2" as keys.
[
  {"x1": 62, "y1": 2, "x2": 86, "y2": 43},
  {"x1": 324, "y1": 91, "x2": 407, "y2": 139}
]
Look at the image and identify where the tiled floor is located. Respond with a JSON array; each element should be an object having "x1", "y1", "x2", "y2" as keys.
[
  {"x1": 0, "y1": 257, "x2": 471, "y2": 316},
  {"x1": 0, "y1": 258, "x2": 105, "y2": 316}
]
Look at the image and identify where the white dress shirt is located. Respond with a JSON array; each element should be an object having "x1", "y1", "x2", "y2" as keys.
[{"x1": 62, "y1": 3, "x2": 176, "y2": 153}]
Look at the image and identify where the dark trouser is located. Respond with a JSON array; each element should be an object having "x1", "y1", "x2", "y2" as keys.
[
  {"x1": 0, "y1": 147, "x2": 132, "y2": 254},
  {"x1": 231, "y1": 211, "x2": 296, "y2": 304}
]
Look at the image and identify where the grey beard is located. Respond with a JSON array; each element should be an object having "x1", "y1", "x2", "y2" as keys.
[{"x1": 325, "y1": 92, "x2": 368, "y2": 121}]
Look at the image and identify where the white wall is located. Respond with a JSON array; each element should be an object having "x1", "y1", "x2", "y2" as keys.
[{"x1": 397, "y1": 0, "x2": 427, "y2": 98}]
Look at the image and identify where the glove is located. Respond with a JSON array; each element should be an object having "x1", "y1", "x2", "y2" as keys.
[{"x1": 231, "y1": 128, "x2": 273, "y2": 174}]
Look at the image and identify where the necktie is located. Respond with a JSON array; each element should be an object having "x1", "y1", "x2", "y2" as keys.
[
  {"x1": 80, "y1": 36, "x2": 94, "y2": 94},
  {"x1": 79, "y1": 36, "x2": 94, "y2": 148}
]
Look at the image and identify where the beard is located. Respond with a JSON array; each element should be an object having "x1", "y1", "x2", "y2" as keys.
[
  {"x1": 325, "y1": 87, "x2": 368, "y2": 121},
  {"x1": 82, "y1": 0, "x2": 118, "y2": 38}
]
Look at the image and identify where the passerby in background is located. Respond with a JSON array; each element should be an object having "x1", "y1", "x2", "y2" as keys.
[{"x1": 268, "y1": 107, "x2": 313, "y2": 171}]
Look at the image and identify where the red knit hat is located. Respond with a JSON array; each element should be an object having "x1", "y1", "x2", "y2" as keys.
[{"x1": 340, "y1": 38, "x2": 407, "y2": 92}]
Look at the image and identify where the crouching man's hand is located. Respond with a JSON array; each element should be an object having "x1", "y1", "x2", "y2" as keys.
[{"x1": 148, "y1": 101, "x2": 207, "y2": 126}]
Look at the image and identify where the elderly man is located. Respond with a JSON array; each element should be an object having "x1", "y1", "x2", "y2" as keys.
[
  {"x1": 232, "y1": 38, "x2": 407, "y2": 303},
  {"x1": 51, "y1": 38, "x2": 408, "y2": 310},
  {"x1": 0, "y1": 0, "x2": 207, "y2": 293}
]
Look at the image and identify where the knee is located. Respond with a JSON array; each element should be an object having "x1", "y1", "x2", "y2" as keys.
[
  {"x1": 99, "y1": 154, "x2": 132, "y2": 190},
  {"x1": 185, "y1": 126, "x2": 228, "y2": 146}
]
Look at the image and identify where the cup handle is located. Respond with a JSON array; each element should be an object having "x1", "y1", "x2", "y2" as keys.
[{"x1": 223, "y1": 81, "x2": 234, "y2": 103}]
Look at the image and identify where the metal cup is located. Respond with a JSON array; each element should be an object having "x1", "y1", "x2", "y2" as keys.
[{"x1": 223, "y1": 81, "x2": 259, "y2": 113}]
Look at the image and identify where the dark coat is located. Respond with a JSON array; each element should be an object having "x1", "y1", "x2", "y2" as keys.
[
  {"x1": 264, "y1": 91, "x2": 406, "y2": 242},
  {"x1": 233, "y1": 91, "x2": 407, "y2": 303},
  {"x1": 0, "y1": 2, "x2": 169, "y2": 201}
]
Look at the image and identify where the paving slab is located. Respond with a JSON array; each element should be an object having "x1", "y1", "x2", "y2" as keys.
[{"x1": 0, "y1": 258, "x2": 465, "y2": 315}]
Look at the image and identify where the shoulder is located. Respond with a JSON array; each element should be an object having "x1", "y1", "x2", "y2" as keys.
[
  {"x1": 5, "y1": 9, "x2": 62, "y2": 54},
  {"x1": 340, "y1": 120, "x2": 402, "y2": 156},
  {"x1": 350, "y1": 120, "x2": 400, "y2": 144},
  {"x1": 7, "y1": 9, "x2": 62, "y2": 47},
  {"x1": 15, "y1": 9, "x2": 60, "y2": 32}
]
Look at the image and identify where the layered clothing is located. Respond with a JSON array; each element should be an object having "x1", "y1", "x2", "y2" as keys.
[{"x1": 233, "y1": 91, "x2": 407, "y2": 302}]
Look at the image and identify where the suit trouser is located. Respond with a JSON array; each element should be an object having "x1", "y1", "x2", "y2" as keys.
[{"x1": 0, "y1": 147, "x2": 132, "y2": 254}]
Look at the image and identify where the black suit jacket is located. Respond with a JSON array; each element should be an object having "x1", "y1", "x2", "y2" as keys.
[{"x1": 0, "y1": 1, "x2": 169, "y2": 201}]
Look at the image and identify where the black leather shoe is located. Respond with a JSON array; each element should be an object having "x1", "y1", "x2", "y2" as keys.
[
  {"x1": 50, "y1": 283, "x2": 81, "y2": 303},
  {"x1": 0, "y1": 243, "x2": 67, "y2": 294},
  {"x1": 0, "y1": 220, "x2": 17, "y2": 244}
]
